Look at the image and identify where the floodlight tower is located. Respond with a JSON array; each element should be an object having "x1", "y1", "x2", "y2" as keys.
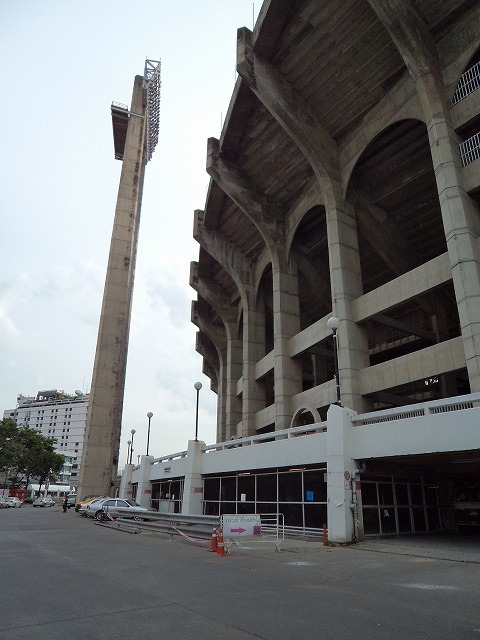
[{"x1": 77, "y1": 60, "x2": 161, "y2": 499}]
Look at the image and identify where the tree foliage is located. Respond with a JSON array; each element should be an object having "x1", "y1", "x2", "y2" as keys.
[{"x1": 0, "y1": 418, "x2": 64, "y2": 489}]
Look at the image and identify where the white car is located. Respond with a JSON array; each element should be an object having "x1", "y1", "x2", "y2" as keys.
[
  {"x1": 5, "y1": 497, "x2": 22, "y2": 508},
  {"x1": 33, "y1": 496, "x2": 55, "y2": 507},
  {"x1": 85, "y1": 498, "x2": 149, "y2": 521}
]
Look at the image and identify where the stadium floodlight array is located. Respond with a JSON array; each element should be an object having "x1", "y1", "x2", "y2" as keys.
[{"x1": 143, "y1": 59, "x2": 161, "y2": 163}]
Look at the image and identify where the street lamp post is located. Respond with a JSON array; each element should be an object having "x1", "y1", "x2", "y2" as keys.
[
  {"x1": 194, "y1": 382, "x2": 202, "y2": 441},
  {"x1": 129, "y1": 429, "x2": 136, "y2": 464},
  {"x1": 327, "y1": 316, "x2": 341, "y2": 405},
  {"x1": 146, "y1": 411, "x2": 153, "y2": 456},
  {"x1": 126, "y1": 440, "x2": 132, "y2": 465}
]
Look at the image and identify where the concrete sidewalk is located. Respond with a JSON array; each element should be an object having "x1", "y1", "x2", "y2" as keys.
[
  {"x1": 353, "y1": 534, "x2": 480, "y2": 564},
  {"x1": 224, "y1": 531, "x2": 480, "y2": 564}
]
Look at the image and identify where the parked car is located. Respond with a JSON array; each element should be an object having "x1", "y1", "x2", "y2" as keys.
[
  {"x1": 85, "y1": 498, "x2": 149, "y2": 521},
  {"x1": 66, "y1": 494, "x2": 77, "y2": 509},
  {"x1": 5, "y1": 496, "x2": 23, "y2": 508},
  {"x1": 33, "y1": 497, "x2": 55, "y2": 507},
  {"x1": 76, "y1": 495, "x2": 106, "y2": 514},
  {"x1": 0, "y1": 497, "x2": 10, "y2": 508}
]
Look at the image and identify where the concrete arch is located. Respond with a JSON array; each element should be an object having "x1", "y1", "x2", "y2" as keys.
[
  {"x1": 344, "y1": 117, "x2": 427, "y2": 200},
  {"x1": 290, "y1": 406, "x2": 321, "y2": 428},
  {"x1": 341, "y1": 87, "x2": 425, "y2": 197}
]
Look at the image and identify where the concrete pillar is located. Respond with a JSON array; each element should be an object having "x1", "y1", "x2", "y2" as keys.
[
  {"x1": 326, "y1": 404, "x2": 364, "y2": 543},
  {"x1": 273, "y1": 250, "x2": 302, "y2": 430},
  {"x1": 77, "y1": 75, "x2": 147, "y2": 499},
  {"x1": 326, "y1": 198, "x2": 370, "y2": 412},
  {"x1": 181, "y1": 440, "x2": 205, "y2": 515},
  {"x1": 367, "y1": 0, "x2": 480, "y2": 393},
  {"x1": 236, "y1": 27, "x2": 370, "y2": 413},
  {"x1": 119, "y1": 464, "x2": 133, "y2": 500},
  {"x1": 241, "y1": 288, "x2": 266, "y2": 436},
  {"x1": 136, "y1": 455, "x2": 153, "y2": 509},
  {"x1": 225, "y1": 335, "x2": 243, "y2": 439}
]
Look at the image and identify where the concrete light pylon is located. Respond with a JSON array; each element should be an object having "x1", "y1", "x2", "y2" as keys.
[{"x1": 77, "y1": 61, "x2": 161, "y2": 500}]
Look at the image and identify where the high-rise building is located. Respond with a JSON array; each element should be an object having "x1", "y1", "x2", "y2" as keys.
[{"x1": 3, "y1": 389, "x2": 89, "y2": 488}]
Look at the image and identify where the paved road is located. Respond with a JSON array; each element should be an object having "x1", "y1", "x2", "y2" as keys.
[{"x1": 1, "y1": 505, "x2": 479, "y2": 640}]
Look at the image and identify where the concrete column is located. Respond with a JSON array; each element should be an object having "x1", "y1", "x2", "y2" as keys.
[
  {"x1": 326, "y1": 404, "x2": 364, "y2": 543},
  {"x1": 225, "y1": 335, "x2": 243, "y2": 439},
  {"x1": 119, "y1": 464, "x2": 133, "y2": 500},
  {"x1": 273, "y1": 249, "x2": 302, "y2": 430},
  {"x1": 367, "y1": 0, "x2": 480, "y2": 392},
  {"x1": 236, "y1": 28, "x2": 370, "y2": 413},
  {"x1": 242, "y1": 288, "x2": 266, "y2": 436},
  {"x1": 135, "y1": 455, "x2": 153, "y2": 509},
  {"x1": 181, "y1": 440, "x2": 205, "y2": 515},
  {"x1": 327, "y1": 198, "x2": 371, "y2": 412},
  {"x1": 77, "y1": 75, "x2": 147, "y2": 499}
]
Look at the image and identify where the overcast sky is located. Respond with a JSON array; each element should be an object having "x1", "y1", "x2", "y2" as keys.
[{"x1": 0, "y1": 0, "x2": 256, "y2": 466}]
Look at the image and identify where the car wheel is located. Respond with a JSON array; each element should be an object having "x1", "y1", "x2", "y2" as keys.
[{"x1": 95, "y1": 510, "x2": 104, "y2": 521}]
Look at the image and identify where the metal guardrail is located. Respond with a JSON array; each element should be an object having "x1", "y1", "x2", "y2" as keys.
[
  {"x1": 99, "y1": 509, "x2": 220, "y2": 540},
  {"x1": 453, "y1": 60, "x2": 480, "y2": 105},
  {"x1": 459, "y1": 131, "x2": 480, "y2": 167}
]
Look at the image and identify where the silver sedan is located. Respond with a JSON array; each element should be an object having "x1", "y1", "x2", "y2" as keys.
[{"x1": 84, "y1": 498, "x2": 149, "y2": 521}]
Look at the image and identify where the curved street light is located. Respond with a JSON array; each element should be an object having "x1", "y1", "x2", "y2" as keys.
[
  {"x1": 194, "y1": 382, "x2": 202, "y2": 441},
  {"x1": 146, "y1": 411, "x2": 153, "y2": 456}
]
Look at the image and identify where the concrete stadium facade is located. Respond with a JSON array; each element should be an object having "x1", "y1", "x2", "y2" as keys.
[{"x1": 125, "y1": 0, "x2": 480, "y2": 543}]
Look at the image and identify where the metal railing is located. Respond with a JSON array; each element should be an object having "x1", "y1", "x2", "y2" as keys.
[
  {"x1": 459, "y1": 131, "x2": 480, "y2": 166},
  {"x1": 353, "y1": 392, "x2": 480, "y2": 427},
  {"x1": 453, "y1": 60, "x2": 480, "y2": 105},
  {"x1": 99, "y1": 509, "x2": 219, "y2": 539},
  {"x1": 203, "y1": 422, "x2": 327, "y2": 454}
]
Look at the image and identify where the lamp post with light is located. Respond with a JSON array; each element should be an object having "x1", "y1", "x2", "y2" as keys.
[
  {"x1": 194, "y1": 382, "x2": 202, "y2": 441},
  {"x1": 146, "y1": 411, "x2": 153, "y2": 456},
  {"x1": 129, "y1": 429, "x2": 136, "y2": 464},
  {"x1": 327, "y1": 316, "x2": 341, "y2": 405}
]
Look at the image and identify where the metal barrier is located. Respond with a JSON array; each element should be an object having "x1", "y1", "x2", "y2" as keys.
[{"x1": 102, "y1": 509, "x2": 220, "y2": 541}]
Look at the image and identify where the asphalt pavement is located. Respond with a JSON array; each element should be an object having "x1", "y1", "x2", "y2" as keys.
[{"x1": 0, "y1": 505, "x2": 479, "y2": 640}]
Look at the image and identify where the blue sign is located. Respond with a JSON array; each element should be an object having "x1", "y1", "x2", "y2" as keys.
[{"x1": 306, "y1": 490, "x2": 314, "y2": 502}]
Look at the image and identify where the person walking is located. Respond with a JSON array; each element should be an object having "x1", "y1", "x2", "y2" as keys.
[{"x1": 62, "y1": 496, "x2": 68, "y2": 513}]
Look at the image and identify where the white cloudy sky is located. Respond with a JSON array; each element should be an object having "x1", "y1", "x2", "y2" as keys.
[{"x1": 0, "y1": 0, "x2": 256, "y2": 466}]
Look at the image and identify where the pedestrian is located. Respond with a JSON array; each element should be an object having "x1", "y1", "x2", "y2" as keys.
[{"x1": 62, "y1": 496, "x2": 68, "y2": 513}]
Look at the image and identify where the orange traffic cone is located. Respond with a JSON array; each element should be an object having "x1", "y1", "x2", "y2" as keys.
[
  {"x1": 216, "y1": 528, "x2": 226, "y2": 556},
  {"x1": 209, "y1": 527, "x2": 218, "y2": 552}
]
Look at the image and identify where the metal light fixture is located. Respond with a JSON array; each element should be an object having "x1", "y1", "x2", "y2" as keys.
[
  {"x1": 327, "y1": 316, "x2": 341, "y2": 405},
  {"x1": 126, "y1": 440, "x2": 132, "y2": 465},
  {"x1": 129, "y1": 429, "x2": 136, "y2": 464},
  {"x1": 146, "y1": 411, "x2": 153, "y2": 456},
  {"x1": 194, "y1": 382, "x2": 202, "y2": 441}
]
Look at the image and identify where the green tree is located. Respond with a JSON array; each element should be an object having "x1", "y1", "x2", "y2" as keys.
[
  {"x1": 0, "y1": 419, "x2": 64, "y2": 491},
  {"x1": 0, "y1": 418, "x2": 22, "y2": 488}
]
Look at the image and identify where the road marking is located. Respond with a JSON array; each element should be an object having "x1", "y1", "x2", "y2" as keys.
[{"x1": 399, "y1": 583, "x2": 458, "y2": 590}]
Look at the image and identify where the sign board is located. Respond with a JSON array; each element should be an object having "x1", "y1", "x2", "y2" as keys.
[{"x1": 222, "y1": 514, "x2": 262, "y2": 537}]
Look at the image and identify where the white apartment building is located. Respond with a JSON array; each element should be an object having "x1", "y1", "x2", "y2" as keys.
[{"x1": 3, "y1": 389, "x2": 89, "y2": 488}]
